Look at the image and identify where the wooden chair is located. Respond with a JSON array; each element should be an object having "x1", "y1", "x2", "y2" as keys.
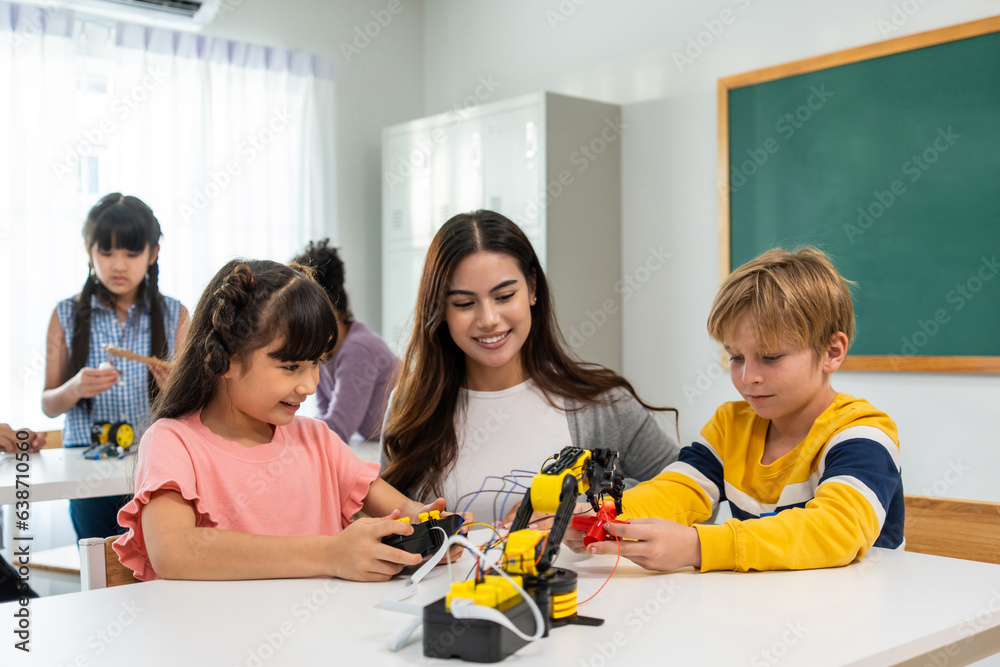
[
  {"x1": 903, "y1": 494, "x2": 1000, "y2": 565},
  {"x1": 79, "y1": 536, "x2": 138, "y2": 590},
  {"x1": 40, "y1": 430, "x2": 62, "y2": 449}
]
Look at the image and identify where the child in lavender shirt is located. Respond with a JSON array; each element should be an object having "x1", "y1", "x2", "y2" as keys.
[{"x1": 294, "y1": 240, "x2": 400, "y2": 441}]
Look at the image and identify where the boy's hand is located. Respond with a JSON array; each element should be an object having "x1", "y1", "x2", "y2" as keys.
[
  {"x1": 562, "y1": 502, "x2": 597, "y2": 552},
  {"x1": 499, "y1": 500, "x2": 554, "y2": 530},
  {"x1": 580, "y1": 518, "x2": 702, "y2": 572},
  {"x1": 328, "y1": 512, "x2": 422, "y2": 581}
]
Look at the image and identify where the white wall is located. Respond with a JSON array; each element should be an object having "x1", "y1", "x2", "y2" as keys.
[
  {"x1": 422, "y1": 0, "x2": 1000, "y2": 502},
  {"x1": 202, "y1": 0, "x2": 426, "y2": 331}
]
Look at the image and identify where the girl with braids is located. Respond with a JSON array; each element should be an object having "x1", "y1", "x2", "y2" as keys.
[
  {"x1": 381, "y1": 210, "x2": 680, "y2": 523},
  {"x1": 113, "y1": 259, "x2": 466, "y2": 582},
  {"x1": 42, "y1": 193, "x2": 188, "y2": 541}
]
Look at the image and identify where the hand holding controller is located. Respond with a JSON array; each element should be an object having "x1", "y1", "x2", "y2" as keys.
[
  {"x1": 570, "y1": 501, "x2": 629, "y2": 546},
  {"x1": 382, "y1": 511, "x2": 464, "y2": 558}
]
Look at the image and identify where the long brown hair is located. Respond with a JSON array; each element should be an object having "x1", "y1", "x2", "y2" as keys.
[
  {"x1": 71, "y1": 193, "x2": 166, "y2": 411},
  {"x1": 151, "y1": 259, "x2": 338, "y2": 421},
  {"x1": 382, "y1": 210, "x2": 674, "y2": 500}
]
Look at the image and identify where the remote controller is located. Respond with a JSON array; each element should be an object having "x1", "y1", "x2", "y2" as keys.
[{"x1": 382, "y1": 511, "x2": 464, "y2": 558}]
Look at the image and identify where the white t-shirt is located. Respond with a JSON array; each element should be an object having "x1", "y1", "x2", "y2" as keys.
[{"x1": 446, "y1": 379, "x2": 573, "y2": 524}]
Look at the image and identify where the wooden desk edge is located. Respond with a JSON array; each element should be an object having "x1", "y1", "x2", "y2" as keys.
[{"x1": 842, "y1": 356, "x2": 1000, "y2": 373}]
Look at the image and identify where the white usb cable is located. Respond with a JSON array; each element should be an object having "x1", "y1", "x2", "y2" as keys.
[{"x1": 380, "y1": 531, "x2": 545, "y2": 651}]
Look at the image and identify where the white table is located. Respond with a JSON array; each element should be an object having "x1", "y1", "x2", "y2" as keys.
[
  {"x1": 0, "y1": 449, "x2": 131, "y2": 559},
  {"x1": 1, "y1": 546, "x2": 999, "y2": 666}
]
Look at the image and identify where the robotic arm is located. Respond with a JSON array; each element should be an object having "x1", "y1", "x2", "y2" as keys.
[
  {"x1": 423, "y1": 447, "x2": 626, "y2": 662},
  {"x1": 506, "y1": 447, "x2": 625, "y2": 573}
]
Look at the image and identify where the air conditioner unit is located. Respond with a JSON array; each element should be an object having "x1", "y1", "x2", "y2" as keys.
[{"x1": 16, "y1": 0, "x2": 221, "y2": 32}]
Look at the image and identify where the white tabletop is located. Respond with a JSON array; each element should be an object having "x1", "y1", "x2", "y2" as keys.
[
  {"x1": 0, "y1": 448, "x2": 132, "y2": 504},
  {"x1": 2, "y1": 546, "x2": 999, "y2": 666}
]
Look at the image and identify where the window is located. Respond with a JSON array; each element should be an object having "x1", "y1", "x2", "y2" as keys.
[{"x1": 1, "y1": 8, "x2": 336, "y2": 430}]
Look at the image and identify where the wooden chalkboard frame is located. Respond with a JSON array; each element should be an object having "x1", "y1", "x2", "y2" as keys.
[{"x1": 717, "y1": 16, "x2": 1000, "y2": 374}]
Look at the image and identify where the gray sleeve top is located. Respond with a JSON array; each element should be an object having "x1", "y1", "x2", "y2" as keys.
[
  {"x1": 565, "y1": 387, "x2": 680, "y2": 486},
  {"x1": 379, "y1": 386, "x2": 681, "y2": 492}
]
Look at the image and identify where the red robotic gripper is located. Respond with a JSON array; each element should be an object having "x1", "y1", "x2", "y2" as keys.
[{"x1": 571, "y1": 501, "x2": 629, "y2": 546}]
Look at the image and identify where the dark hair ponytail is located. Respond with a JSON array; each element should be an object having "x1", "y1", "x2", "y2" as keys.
[
  {"x1": 292, "y1": 239, "x2": 353, "y2": 323},
  {"x1": 145, "y1": 258, "x2": 167, "y2": 400},
  {"x1": 68, "y1": 193, "x2": 165, "y2": 410}
]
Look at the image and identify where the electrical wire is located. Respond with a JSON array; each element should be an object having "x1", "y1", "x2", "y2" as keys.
[
  {"x1": 578, "y1": 522, "x2": 621, "y2": 605},
  {"x1": 496, "y1": 472, "x2": 534, "y2": 523},
  {"x1": 459, "y1": 521, "x2": 508, "y2": 580},
  {"x1": 459, "y1": 475, "x2": 518, "y2": 517}
]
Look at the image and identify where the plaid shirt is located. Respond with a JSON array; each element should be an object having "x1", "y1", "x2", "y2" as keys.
[{"x1": 56, "y1": 294, "x2": 183, "y2": 446}]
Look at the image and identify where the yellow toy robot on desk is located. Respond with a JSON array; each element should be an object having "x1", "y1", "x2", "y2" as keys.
[
  {"x1": 423, "y1": 446, "x2": 626, "y2": 662},
  {"x1": 82, "y1": 420, "x2": 135, "y2": 459}
]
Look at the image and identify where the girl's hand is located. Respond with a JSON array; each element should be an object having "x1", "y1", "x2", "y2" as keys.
[
  {"x1": 581, "y1": 517, "x2": 702, "y2": 572},
  {"x1": 410, "y1": 497, "x2": 474, "y2": 564},
  {"x1": 328, "y1": 512, "x2": 423, "y2": 581},
  {"x1": 72, "y1": 365, "x2": 119, "y2": 399},
  {"x1": 147, "y1": 362, "x2": 171, "y2": 389}
]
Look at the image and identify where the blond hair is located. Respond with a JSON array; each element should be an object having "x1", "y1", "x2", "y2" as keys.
[{"x1": 708, "y1": 247, "x2": 855, "y2": 358}]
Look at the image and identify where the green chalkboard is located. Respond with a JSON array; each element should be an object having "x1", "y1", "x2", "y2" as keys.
[{"x1": 722, "y1": 19, "x2": 1000, "y2": 372}]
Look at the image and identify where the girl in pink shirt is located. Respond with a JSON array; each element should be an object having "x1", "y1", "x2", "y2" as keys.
[{"x1": 115, "y1": 259, "x2": 464, "y2": 581}]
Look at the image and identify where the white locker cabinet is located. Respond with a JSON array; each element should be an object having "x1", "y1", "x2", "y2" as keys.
[{"x1": 382, "y1": 92, "x2": 622, "y2": 372}]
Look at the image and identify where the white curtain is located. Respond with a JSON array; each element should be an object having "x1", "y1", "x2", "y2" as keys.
[{"x1": 0, "y1": 2, "x2": 336, "y2": 431}]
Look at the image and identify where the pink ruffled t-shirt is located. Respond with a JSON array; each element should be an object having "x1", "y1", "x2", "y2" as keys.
[{"x1": 114, "y1": 412, "x2": 380, "y2": 581}]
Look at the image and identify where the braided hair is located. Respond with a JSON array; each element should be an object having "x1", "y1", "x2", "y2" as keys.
[
  {"x1": 151, "y1": 259, "x2": 339, "y2": 421},
  {"x1": 71, "y1": 193, "x2": 165, "y2": 410}
]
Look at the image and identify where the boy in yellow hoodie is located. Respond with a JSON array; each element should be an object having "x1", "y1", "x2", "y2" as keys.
[{"x1": 569, "y1": 247, "x2": 903, "y2": 571}]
